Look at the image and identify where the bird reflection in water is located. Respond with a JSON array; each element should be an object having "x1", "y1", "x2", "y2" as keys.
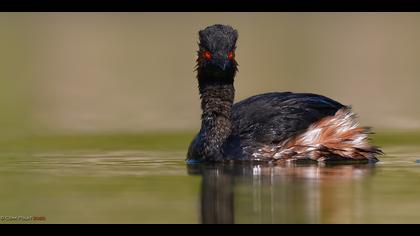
[{"x1": 187, "y1": 162, "x2": 376, "y2": 224}]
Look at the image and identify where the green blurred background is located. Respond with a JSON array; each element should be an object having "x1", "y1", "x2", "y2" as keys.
[{"x1": 1, "y1": 13, "x2": 420, "y2": 140}]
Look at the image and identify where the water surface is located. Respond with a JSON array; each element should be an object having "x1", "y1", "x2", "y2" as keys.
[{"x1": 1, "y1": 133, "x2": 420, "y2": 224}]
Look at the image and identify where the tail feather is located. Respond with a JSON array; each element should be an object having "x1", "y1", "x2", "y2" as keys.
[{"x1": 272, "y1": 107, "x2": 383, "y2": 162}]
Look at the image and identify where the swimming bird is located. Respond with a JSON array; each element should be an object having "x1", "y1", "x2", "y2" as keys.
[{"x1": 187, "y1": 24, "x2": 382, "y2": 164}]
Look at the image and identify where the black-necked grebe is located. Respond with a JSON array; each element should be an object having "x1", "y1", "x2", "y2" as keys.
[{"x1": 187, "y1": 24, "x2": 382, "y2": 163}]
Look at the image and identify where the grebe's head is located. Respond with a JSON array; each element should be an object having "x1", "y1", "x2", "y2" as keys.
[{"x1": 197, "y1": 24, "x2": 238, "y2": 78}]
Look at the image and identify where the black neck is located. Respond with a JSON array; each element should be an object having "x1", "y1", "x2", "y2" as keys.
[{"x1": 197, "y1": 68, "x2": 235, "y2": 160}]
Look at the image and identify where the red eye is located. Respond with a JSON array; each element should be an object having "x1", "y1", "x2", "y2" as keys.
[
  {"x1": 228, "y1": 51, "x2": 234, "y2": 60},
  {"x1": 203, "y1": 51, "x2": 212, "y2": 60}
]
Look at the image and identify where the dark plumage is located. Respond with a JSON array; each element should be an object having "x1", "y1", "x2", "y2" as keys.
[{"x1": 187, "y1": 24, "x2": 382, "y2": 163}]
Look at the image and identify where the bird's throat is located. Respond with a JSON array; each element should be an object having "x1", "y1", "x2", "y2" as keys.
[{"x1": 197, "y1": 70, "x2": 235, "y2": 160}]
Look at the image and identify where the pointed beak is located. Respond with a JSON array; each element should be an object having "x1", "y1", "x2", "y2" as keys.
[{"x1": 214, "y1": 59, "x2": 230, "y2": 71}]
